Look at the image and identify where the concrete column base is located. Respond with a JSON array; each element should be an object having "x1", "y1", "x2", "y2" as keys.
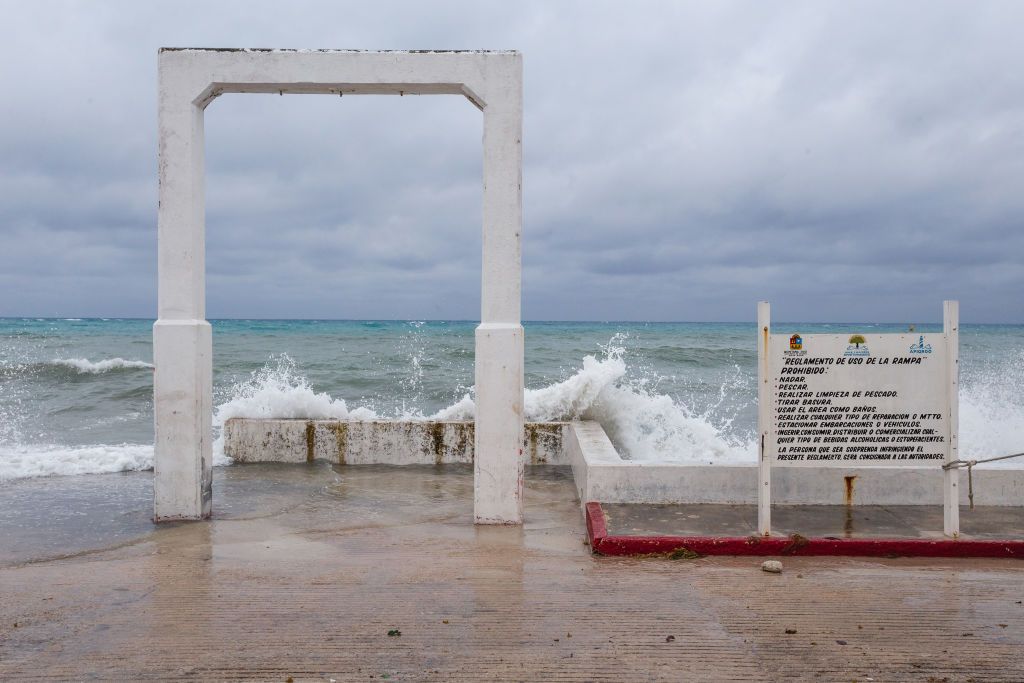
[
  {"x1": 474, "y1": 323, "x2": 525, "y2": 524},
  {"x1": 153, "y1": 319, "x2": 213, "y2": 521}
]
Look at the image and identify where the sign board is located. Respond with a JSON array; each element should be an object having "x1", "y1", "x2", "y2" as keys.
[
  {"x1": 756, "y1": 301, "x2": 960, "y2": 538},
  {"x1": 769, "y1": 333, "x2": 949, "y2": 467}
]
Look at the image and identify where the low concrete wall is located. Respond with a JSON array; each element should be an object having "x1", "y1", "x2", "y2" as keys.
[
  {"x1": 568, "y1": 421, "x2": 1024, "y2": 506},
  {"x1": 225, "y1": 418, "x2": 1023, "y2": 506},
  {"x1": 224, "y1": 418, "x2": 568, "y2": 466}
]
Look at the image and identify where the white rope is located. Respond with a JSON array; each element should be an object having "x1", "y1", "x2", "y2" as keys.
[
  {"x1": 942, "y1": 452, "x2": 1024, "y2": 510},
  {"x1": 942, "y1": 451, "x2": 1024, "y2": 470}
]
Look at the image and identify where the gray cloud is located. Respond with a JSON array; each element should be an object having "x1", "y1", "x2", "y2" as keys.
[{"x1": 1, "y1": 1, "x2": 1023, "y2": 322}]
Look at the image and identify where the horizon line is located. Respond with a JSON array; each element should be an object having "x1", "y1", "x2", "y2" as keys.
[{"x1": 0, "y1": 316, "x2": 1014, "y2": 326}]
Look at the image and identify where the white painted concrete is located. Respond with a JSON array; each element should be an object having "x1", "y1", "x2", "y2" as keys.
[
  {"x1": 218, "y1": 417, "x2": 1022, "y2": 508},
  {"x1": 568, "y1": 421, "x2": 1024, "y2": 507},
  {"x1": 756, "y1": 301, "x2": 771, "y2": 535},
  {"x1": 474, "y1": 324, "x2": 525, "y2": 523},
  {"x1": 153, "y1": 320, "x2": 212, "y2": 520},
  {"x1": 224, "y1": 418, "x2": 567, "y2": 466},
  {"x1": 155, "y1": 49, "x2": 524, "y2": 522},
  {"x1": 943, "y1": 300, "x2": 961, "y2": 536}
]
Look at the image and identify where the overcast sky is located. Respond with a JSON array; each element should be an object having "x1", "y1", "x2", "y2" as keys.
[{"x1": 1, "y1": 1, "x2": 1022, "y2": 323}]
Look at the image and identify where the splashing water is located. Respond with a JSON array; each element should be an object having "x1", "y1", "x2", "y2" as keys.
[
  {"x1": 213, "y1": 354, "x2": 377, "y2": 425},
  {"x1": 0, "y1": 444, "x2": 154, "y2": 481},
  {"x1": 2, "y1": 319, "x2": 1023, "y2": 481},
  {"x1": 210, "y1": 355, "x2": 379, "y2": 462},
  {"x1": 959, "y1": 350, "x2": 1024, "y2": 463},
  {"x1": 428, "y1": 340, "x2": 753, "y2": 463},
  {"x1": 208, "y1": 338, "x2": 1024, "y2": 467}
]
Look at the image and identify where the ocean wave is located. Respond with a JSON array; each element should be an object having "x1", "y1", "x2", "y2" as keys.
[
  {"x1": 212, "y1": 355, "x2": 378, "y2": 425},
  {"x1": 0, "y1": 440, "x2": 235, "y2": 481},
  {"x1": 210, "y1": 346, "x2": 1024, "y2": 467},
  {"x1": 959, "y1": 353, "x2": 1024, "y2": 462},
  {"x1": 430, "y1": 346, "x2": 754, "y2": 464},
  {"x1": 5, "y1": 331, "x2": 56, "y2": 338},
  {"x1": 50, "y1": 358, "x2": 154, "y2": 374},
  {"x1": 210, "y1": 355, "x2": 378, "y2": 458},
  {"x1": 0, "y1": 444, "x2": 155, "y2": 481},
  {"x1": 643, "y1": 345, "x2": 755, "y2": 366},
  {"x1": 0, "y1": 358, "x2": 155, "y2": 379},
  {"x1": 219, "y1": 350, "x2": 754, "y2": 464},
  {"x1": 5, "y1": 341, "x2": 1023, "y2": 482}
]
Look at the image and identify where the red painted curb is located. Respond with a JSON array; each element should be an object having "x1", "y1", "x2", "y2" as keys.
[
  {"x1": 585, "y1": 501, "x2": 608, "y2": 541},
  {"x1": 585, "y1": 502, "x2": 1024, "y2": 559}
]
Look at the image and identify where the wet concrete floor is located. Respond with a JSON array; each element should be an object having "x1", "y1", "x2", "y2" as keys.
[
  {"x1": 603, "y1": 502, "x2": 1024, "y2": 539},
  {"x1": 2, "y1": 463, "x2": 1023, "y2": 681}
]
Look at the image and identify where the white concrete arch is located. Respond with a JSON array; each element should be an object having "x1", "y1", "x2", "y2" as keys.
[{"x1": 154, "y1": 49, "x2": 524, "y2": 524}]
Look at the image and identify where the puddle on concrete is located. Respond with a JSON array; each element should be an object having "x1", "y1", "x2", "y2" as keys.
[
  {"x1": 0, "y1": 463, "x2": 336, "y2": 566},
  {"x1": 0, "y1": 463, "x2": 577, "y2": 566},
  {"x1": 602, "y1": 502, "x2": 1024, "y2": 540}
]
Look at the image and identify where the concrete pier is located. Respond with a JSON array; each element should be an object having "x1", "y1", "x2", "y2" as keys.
[
  {"x1": 224, "y1": 418, "x2": 1024, "y2": 506},
  {"x1": 2, "y1": 464, "x2": 1023, "y2": 680}
]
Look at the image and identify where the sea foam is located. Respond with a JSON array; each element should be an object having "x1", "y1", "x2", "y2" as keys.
[
  {"x1": 430, "y1": 345, "x2": 752, "y2": 464},
  {"x1": 211, "y1": 355, "x2": 378, "y2": 458},
  {"x1": 49, "y1": 358, "x2": 154, "y2": 374},
  {"x1": 3, "y1": 342, "x2": 1023, "y2": 482},
  {"x1": 0, "y1": 444, "x2": 154, "y2": 481},
  {"x1": 207, "y1": 350, "x2": 749, "y2": 464},
  {"x1": 959, "y1": 352, "x2": 1024, "y2": 463},
  {"x1": 213, "y1": 355, "x2": 378, "y2": 425},
  {"x1": 215, "y1": 346, "x2": 1024, "y2": 467}
]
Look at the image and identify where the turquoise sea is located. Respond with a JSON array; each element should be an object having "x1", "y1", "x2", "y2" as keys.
[{"x1": 1, "y1": 318, "x2": 1022, "y2": 479}]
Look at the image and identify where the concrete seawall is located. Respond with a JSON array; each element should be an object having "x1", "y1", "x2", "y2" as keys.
[
  {"x1": 225, "y1": 418, "x2": 1024, "y2": 506},
  {"x1": 224, "y1": 418, "x2": 568, "y2": 466},
  {"x1": 565, "y1": 421, "x2": 1024, "y2": 506}
]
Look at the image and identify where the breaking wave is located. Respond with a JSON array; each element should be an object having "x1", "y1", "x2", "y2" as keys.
[
  {"x1": 211, "y1": 344, "x2": 1024, "y2": 467},
  {"x1": 50, "y1": 358, "x2": 154, "y2": 374},
  {"x1": 959, "y1": 351, "x2": 1024, "y2": 463},
  {"x1": 210, "y1": 355, "x2": 378, "y2": 459},
  {"x1": 0, "y1": 358, "x2": 155, "y2": 380},
  {"x1": 0, "y1": 444, "x2": 154, "y2": 481},
  {"x1": 213, "y1": 355, "x2": 379, "y2": 426},
  {"x1": 4, "y1": 338, "x2": 1023, "y2": 481},
  {"x1": 225, "y1": 347, "x2": 755, "y2": 464}
]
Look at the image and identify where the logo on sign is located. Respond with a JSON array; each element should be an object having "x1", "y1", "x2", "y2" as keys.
[
  {"x1": 909, "y1": 335, "x2": 933, "y2": 354},
  {"x1": 844, "y1": 334, "x2": 870, "y2": 357},
  {"x1": 789, "y1": 334, "x2": 803, "y2": 350}
]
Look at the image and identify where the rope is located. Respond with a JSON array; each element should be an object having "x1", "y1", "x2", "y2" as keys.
[
  {"x1": 941, "y1": 452, "x2": 1024, "y2": 510},
  {"x1": 942, "y1": 452, "x2": 1024, "y2": 469}
]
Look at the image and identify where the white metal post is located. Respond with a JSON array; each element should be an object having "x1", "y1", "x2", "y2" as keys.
[
  {"x1": 943, "y1": 300, "x2": 960, "y2": 537},
  {"x1": 757, "y1": 301, "x2": 772, "y2": 536}
]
